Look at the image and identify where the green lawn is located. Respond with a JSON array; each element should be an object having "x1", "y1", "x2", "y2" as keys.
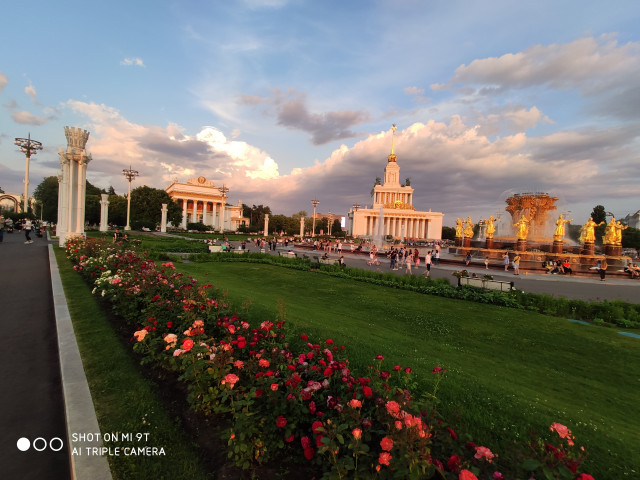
[{"x1": 177, "y1": 261, "x2": 640, "y2": 478}]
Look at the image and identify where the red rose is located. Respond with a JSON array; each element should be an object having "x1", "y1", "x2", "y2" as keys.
[
  {"x1": 447, "y1": 455, "x2": 461, "y2": 472},
  {"x1": 276, "y1": 415, "x2": 287, "y2": 428},
  {"x1": 363, "y1": 386, "x2": 373, "y2": 398},
  {"x1": 378, "y1": 452, "x2": 392, "y2": 466},
  {"x1": 300, "y1": 334, "x2": 308, "y2": 341},
  {"x1": 284, "y1": 434, "x2": 294, "y2": 443},
  {"x1": 315, "y1": 435, "x2": 324, "y2": 447},
  {"x1": 459, "y1": 470, "x2": 478, "y2": 480},
  {"x1": 312, "y1": 420, "x2": 323, "y2": 434},
  {"x1": 448, "y1": 428, "x2": 458, "y2": 440},
  {"x1": 301, "y1": 436, "x2": 312, "y2": 449},
  {"x1": 380, "y1": 436, "x2": 394, "y2": 451},
  {"x1": 303, "y1": 447, "x2": 314, "y2": 460}
]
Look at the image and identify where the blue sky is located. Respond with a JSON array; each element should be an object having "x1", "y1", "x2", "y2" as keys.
[{"x1": 1, "y1": 0, "x2": 639, "y2": 225}]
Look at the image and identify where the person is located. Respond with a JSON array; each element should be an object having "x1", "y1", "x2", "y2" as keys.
[
  {"x1": 598, "y1": 259, "x2": 608, "y2": 281},
  {"x1": 561, "y1": 259, "x2": 572, "y2": 275},
  {"x1": 424, "y1": 250, "x2": 432, "y2": 277},
  {"x1": 503, "y1": 252, "x2": 510, "y2": 271},
  {"x1": 113, "y1": 228, "x2": 123, "y2": 243},
  {"x1": 434, "y1": 249, "x2": 440, "y2": 265},
  {"x1": 484, "y1": 257, "x2": 489, "y2": 270},
  {"x1": 23, "y1": 218, "x2": 33, "y2": 244},
  {"x1": 0, "y1": 214, "x2": 5, "y2": 243},
  {"x1": 6, "y1": 217, "x2": 13, "y2": 233},
  {"x1": 321, "y1": 252, "x2": 329, "y2": 260},
  {"x1": 512, "y1": 254, "x2": 521, "y2": 275},
  {"x1": 123, "y1": 234, "x2": 129, "y2": 242},
  {"x1": 338, "y1": 256, "x2": 346, "y2": 267},
  {"x1": 405, "y1": 254, "x2": 412, "y2": 274},
  {"x1": 465, "y1": 252, "x2": 471, "y2": 266}
]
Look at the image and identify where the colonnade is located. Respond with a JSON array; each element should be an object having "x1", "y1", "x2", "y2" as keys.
[
  {"x1": 361, "y1": 214, "x2": 431, "y2": 239},
  {"x1": 373, "y1": 191, "x2": 412, "y2": 205},
  {"x1": 174, "y1": 197, "x2": 227, "y2": 230}
]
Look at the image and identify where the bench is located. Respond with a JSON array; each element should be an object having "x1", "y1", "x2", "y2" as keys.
[
  {"x1": 208, "y1": 245, "x2": 223, "y2": 253},
  {"x1": 461, "y1": 277, "x2": 513, "y2": 291},
  {"x1": 318, "y1": 258, "x2": 338, "y2": 265}
]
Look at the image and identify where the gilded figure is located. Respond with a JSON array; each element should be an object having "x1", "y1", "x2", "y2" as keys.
[
  {"x1": 513, "y1": 215, "x2": 530, "y2": 240},
  {"x1": 553, "y1": 214, "x2": 573, "y2": 242},
  {"x1": 463, "y1": 216, "x2": 474, "y2": 238},
  {"x1": 485, "y1": 216, "x2": 496, "y2": 239}
]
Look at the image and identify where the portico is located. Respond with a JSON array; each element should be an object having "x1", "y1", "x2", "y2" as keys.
[{"x1": 165, "y1": 177, "x2": 248, "y2": 231}]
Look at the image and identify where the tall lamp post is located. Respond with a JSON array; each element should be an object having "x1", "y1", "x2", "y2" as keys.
[
  {"x1": 311, "y1": 198, "x2": 320, "y2": 236},
  {"x1": 14, "y1": 133, "x2": 43, "y2": 214},
  {"x1": 219, "y1": 184, "x2": 229, "y2": 232},
  {"x1": 122, "y1": 165, "x2": 139, "y2": 231},
  {"x1": 328, "y1": 211, "x2": 333, "y2": 236},
  {"x1": 351, "y1": 203, "x2": 360, "y2": 237}
]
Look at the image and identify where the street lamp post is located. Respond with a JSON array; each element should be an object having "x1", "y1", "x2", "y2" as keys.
[
  {"x1": 351, "y1": 203, "x2": 360, "y2": 237},
  {"x1": 14, "y1": 133, "x2": 43, "y2": 214},
  {"x1": 122, "y1": 165, "x2": 139, "y2": 231},
  {"x1": 311, "y1": 198, "x2": 320, "y2": 236},
  {"x1": 328, "y1": 211, "x2": 333, "y2": 236},
  {"x1": 219, "y1": 184, "x2": 229, "y2": 233}
]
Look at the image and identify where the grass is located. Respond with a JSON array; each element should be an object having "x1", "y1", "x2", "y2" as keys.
[
  {"x1": 54, "y1": 247, "x2": 212, "y2": 480},
  {"x1": 176, "y1": 261, "x2": 640, "y2": 479}
]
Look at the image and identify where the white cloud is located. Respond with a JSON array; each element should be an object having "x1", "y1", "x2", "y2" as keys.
[
  {"x1": 25, "y1": 84, "x2": 39, "y2": 104},
  {"x1": 12, "y1": 111, "x2": 50, "y2": 125},
  {"x1": 404, "y1": 86, "x2": 425, "y2": 95},
  {"x1": 120, "y1": 57, "x2": 145, "y2": 67},
  {"x1": 0, "y1": 72, "x2": 8, "y2": 91}
]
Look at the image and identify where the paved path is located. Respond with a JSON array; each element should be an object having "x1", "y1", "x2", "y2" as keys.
[{"x1": 0, "y1": 230, "x2": 70, "y2": 479}]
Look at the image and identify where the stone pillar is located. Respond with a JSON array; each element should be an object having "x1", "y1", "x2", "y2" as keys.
[
  {"x1": 202, "y1": 202, "x2": 208, "y2": 227},
  {"x1": 220, "y1": 202, "x2": 226, "y2": 233},
  {"x1": 552, "y1": 240, "x2": 563, "y2": 254},
  {"x1": 181, "y1": 199, "x2": 188, "y2": 229},
  {"x1": 603, "y1": 244, "x2": 622, "y2": 256},
  {"x1": 192, "y1": 200, "x2": 198, "y2": 224},
  {"x1": 99, "y1": 194, "x2": 110, "y2": 231},
  {"x1": 516, "y1": 239, "x2": 527, "y2": 252},
  {"x1": 485, "y1": 238, "x2": 494, "y2": 250},
  {"x1": 57, "y1": 127, "x2": 91, "y2": 246},
  {"x1": 161, "y1": 203, "x2": 168, "y2": 233},
  {"x1": 299, "y1": 216, "x2": 305, "y2": 237},
  {"x1": 582, "y1": 242, "x2": 595, "y2": 256},
  {"x1": 264, "y1": 214, "x2": 269, "y2": 236}
]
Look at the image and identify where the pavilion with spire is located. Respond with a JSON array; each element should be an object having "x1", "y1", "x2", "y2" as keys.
[{"x1": 347, "y1": 125, "x2": 444, "y2": 241}]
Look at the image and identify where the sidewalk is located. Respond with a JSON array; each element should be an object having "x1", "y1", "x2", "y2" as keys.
[{"x1": 0, "y1": 230, "x2": 70, "y2": 479}]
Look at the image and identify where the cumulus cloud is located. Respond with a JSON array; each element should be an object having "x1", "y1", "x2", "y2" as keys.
[
  {"x1": 120, "y1": 57, "x2": 145, "y2": 67},
  {"x1": 239, "y1": 88, "x2": 371, "y2": 145},
  {"x1": 0, "y1": 72, "x2": 7, "y2": 92},
  {"x1": 446, "y1": 35, "x2": 640, "y2": 96}
]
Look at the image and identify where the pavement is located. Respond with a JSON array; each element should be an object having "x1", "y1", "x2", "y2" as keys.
[
  {"x1": 0, "y1": 229, "x2": 110, "y2": 480},
  {"x1": 0, "y1": 229, "x2": 637, "y2": 479}
]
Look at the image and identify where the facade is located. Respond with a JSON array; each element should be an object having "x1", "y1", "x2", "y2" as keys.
[
  {"x1": 165, "y1": 176, "x2": 248, "y2": 231},
  {"x1": 623, "y1": 210, "x2": 640, "y2": 229},
  {"x1": 348, "y1": 128, "x2": 443, "y2": 241}
]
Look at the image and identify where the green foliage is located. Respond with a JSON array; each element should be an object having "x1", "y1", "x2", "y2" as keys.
[
  {"x1": 187, "y1": 222, "x2": 209, "y2": 231},
  {"x1": 130, "y1": 185, "x2": 182, "y2": 227}
]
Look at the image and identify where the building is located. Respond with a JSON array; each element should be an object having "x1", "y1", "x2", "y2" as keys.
[
  {"x1": 348, "y1": 126, "x2": 443, "y2": 241},
  {"x1": 623, "y1": 210, "x2": 640, "y2": 229},
  {"x1": 0, "y1": 192, "x2": 35, "y2": 213},
  {"x1": 165, "y1": 176, "x2": 248, "y2": 231}
]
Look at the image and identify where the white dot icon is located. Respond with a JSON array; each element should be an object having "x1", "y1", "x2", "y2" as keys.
[{"x1": 17, "y1": 437, "x2": 30, "y2": 451}]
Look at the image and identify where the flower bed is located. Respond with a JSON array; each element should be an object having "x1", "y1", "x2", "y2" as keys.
[{"x1": 66, "y1": 238, "x2": 595, "y2": 479}]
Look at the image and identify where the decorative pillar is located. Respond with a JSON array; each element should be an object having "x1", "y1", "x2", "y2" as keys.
[
  {"x1": 299, "y1": 216, "x2": 305, "y2": 237},
  {"x1": 181, "y1": 199, "x2": 188, "y2": 229},
  {"x1": 202, "y1": 202, "x2": 208, "y2": 227},
  {"x1": 57, "y1": 127, "x2": 91, "y2": 246},
  {"x1": 192, "y1": 200, "x2": 198, "y2": 224},
  {"x1": 264, "y1": 214, "x2": 269, "y2": 236},
  {"x1": 160, "y1": 203, "x2": 168, "y2": 233},
  {"x1": 99, "y1": 194, "x2": 110, "y2": 231}
]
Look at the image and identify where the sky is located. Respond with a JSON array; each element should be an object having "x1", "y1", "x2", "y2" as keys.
[{"x1": 1, "y1": 0, "x2": 639, "y2": 226}]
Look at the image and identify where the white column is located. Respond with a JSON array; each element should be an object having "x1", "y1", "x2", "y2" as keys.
[
  {"x1": 181, "y1": 199, "x2": 188, "y2": 229},
  {"x1": 192, "y1": 200, "x2": 198, "y2": 224},
  {"x1": 299, "y1": 216, "x2": 305, "y2": 237},
  {"x1": 99, "y1": 194, "x2": 110, "y2": 231},
  {"x1": 202, "y1": 202, "x2": 208, "y2": 226},
  {"x1": 220, "y1": 201, "x2": 226, "y2": 233},
  {"x1": 264, "y1": 214, "x2": 269, "y2": 236},
  {"x1": 77, "y1": 157, "x2": 87, "y2": 234},
  {"x1": 160, "y1": 203, "x2": 168, "y2": 233}
]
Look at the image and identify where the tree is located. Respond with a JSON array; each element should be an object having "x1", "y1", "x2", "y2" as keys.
[
  {"x1": 33, "y1": 176, "x2": 60, "y2": 222},
  {"x1": 591, "y1": 205, "x2": 606, "y2": 224},
  {"x1": 129, "y1": 185, "x2": 182, "y2": 229},
  {"x1": 441, "y1": 226, "x2": 456, "y2": 241},
  {"x1": 108, "y1": 195, "x2": 127, "y2": 226}
]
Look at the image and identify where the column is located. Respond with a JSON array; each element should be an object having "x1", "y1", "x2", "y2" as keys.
[
  {"x1": 99, "y1": 194, "x2": 110, "y2": 231},
  {"x1": 220, "y1": 201, "x2": 226, "y2": 233},
  {"x1": 264, "y1": 214, "x2": 269, "y2": 236},
  {"x1": 192, "y1": 200, "x2": 198, "y2": 224},
  {"x1": 181, "y1": 199, "x2": 188, "y2": 229},
  {"x1": 77, "y1": 156, "x2": 88, "y2": 233},
  {"x1": 202, "y1": 202, "x2": 208, "y2": 226},
  {"x1": 299, "y1": 216, "x2": 305, "y2": 237},
  {"x1": 160, "y1": 203, "x2": 168, "y2": 233}
]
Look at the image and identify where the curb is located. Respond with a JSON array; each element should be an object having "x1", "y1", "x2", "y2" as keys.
[{"x1": 48, "y1": 244, "x2": 113, "y2": 480}]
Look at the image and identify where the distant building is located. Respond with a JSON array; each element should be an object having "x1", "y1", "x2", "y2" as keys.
[
  {"x1": 348, "y1": 126, "x2": 443, "y2": 241},
  {"x1": 165, "y1": 176, "x2": 248, "y2": 231},
  {"x1": 0, "y1": 192, "x2": 33, "y2": 213},
  {"x1": 623, "y1": 210, "x2": 640, "y2": 229}
]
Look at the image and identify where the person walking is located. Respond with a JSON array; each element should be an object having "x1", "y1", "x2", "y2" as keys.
[
  {"x1": 513, "y1": 254, "x2": 521, "y2": 275},
  {"x1": 503, "y1": 252, "x2": 510, "y2": 271},
  {"x1": 424, "y1": 250, "x2": 432, "y2": 277},
  {"x1": 405, "y1": 254, "x2": 412, "y2": 274},
  {"x1": 0, "y1": 214, "x2": 5, "y2": 243},
  {"x1": 484, "y1": 257, "x2": 489, "y2": 270},
  {"x1": 598, "y1": 259, "x2": 608, "y2": 281},
  {"x1": 23, "y1": 218, "x2": 33, "y2": 244}
]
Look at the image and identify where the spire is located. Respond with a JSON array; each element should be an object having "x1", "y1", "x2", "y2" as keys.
[{"x1": 388, "y1": 124, "x2": 397, "y2": 162}]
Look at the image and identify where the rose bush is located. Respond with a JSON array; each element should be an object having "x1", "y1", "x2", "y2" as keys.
[{"x1": 66, "y1": 238, "x2": 595, "y2": 479}]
